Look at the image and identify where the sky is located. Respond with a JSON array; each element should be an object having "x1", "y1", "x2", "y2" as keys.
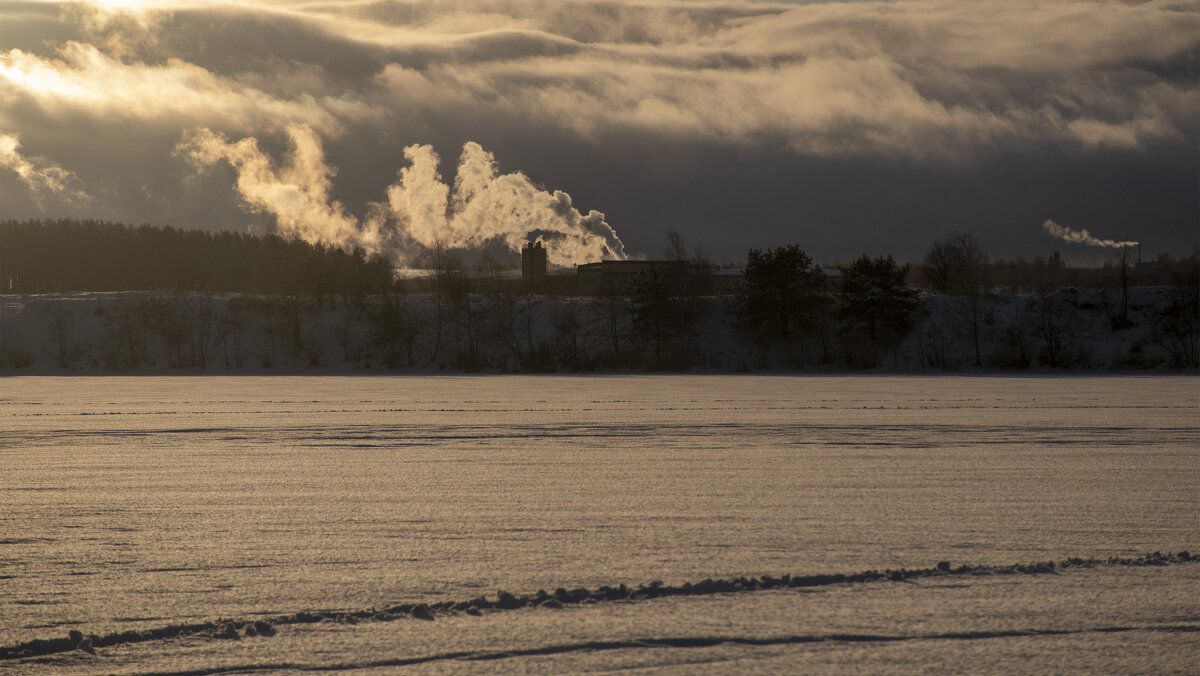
[{"x1": 1, "y1": 0, "x2": 1197, "y2": 267}]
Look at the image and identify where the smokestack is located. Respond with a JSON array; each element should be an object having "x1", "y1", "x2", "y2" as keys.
[{"x1": 522, "y1": 241, "x2": 547, "y2": 288}]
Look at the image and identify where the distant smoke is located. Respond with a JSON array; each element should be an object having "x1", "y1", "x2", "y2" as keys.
[
  {"x1": 175, "y1": 124, "x2": 625, "y2": 267},
  {"x1": 388, "y1": 143, "x2": 626, "y2": 267},
  {"x1": 1042, "y1": 219, "x2": 1138, "y2": 249},
  {"x1": 0, "y1": 132, "x2": 91, "y2": 208},
  {"x1": 176, "y1": 126, "x2": 372, "y2": 252}
]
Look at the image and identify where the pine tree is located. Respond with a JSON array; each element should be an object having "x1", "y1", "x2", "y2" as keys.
[
  {"x1": 836, "y1": 254, "x2": 919, "y2": 345},
  {"x1": 738, "y1": 245, "x2": 827, "y2": 341}
]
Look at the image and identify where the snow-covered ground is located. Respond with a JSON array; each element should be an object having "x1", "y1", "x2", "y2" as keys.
[
  {"x1": 2, "y1": 376, "x2": 1196, "y2": 673},
  {"x1": 0, "y1": 287, "x2": 1195, "y2": 373},
  {"x1": 14, "y1": 565, "x2": 1200, "y2": 675}
]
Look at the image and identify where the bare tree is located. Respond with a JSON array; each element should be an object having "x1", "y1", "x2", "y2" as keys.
[
  {"x1": 101, "y1": 293, "x2": 150, "y2": 371},
  {"x1": 923, "y1": 233, "x2": 989, "y2": 366},
  {"x1": 922, "y1": 239, "x2": 958, "y2": 294},
  {"x1": 422, "y1": 241, "x2": 478, "y2": 368},
  {"x1": 368, "y1": 293, "x2": 419, "y2": 368},
  {"x1": 1031, "y1": 292, "x2": 1078, "y2": 367},
  {"x1": 1113, "y1": 244, "x2": 1133, "y2": 325},
  {"x1": 45, "y1": 300, "x2": 83, "y2": 369},
  {"x1": 1151, "y1": 251, "x2": 1199, "y2": 369},
  {"x1": 665, "y1": 230, "x2": 688, "y2": 262},
  {"x1": 600, "y1": 277, "x2": 627, "y2": 365}
]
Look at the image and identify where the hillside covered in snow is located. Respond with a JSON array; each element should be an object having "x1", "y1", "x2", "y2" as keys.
[{"x1": 2, "y1": 286, "x2": 1195, "y2": 374}]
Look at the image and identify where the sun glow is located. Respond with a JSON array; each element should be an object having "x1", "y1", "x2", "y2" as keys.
[{"x1": 84, "y1": 0, "x2": 158, "y2": 8}]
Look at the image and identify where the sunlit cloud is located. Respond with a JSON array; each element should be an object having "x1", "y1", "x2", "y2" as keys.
[
  {"x1": 0, "y1": 131, "x2": 90, "y2": 208},
  {"x1": 0, "y1": 0, "x2": 1196, "y2": 259},
  {"x1": 5, "y1": 0, "x2": 1195, "y2": 160},
  {"x1": 0, "y1": 42, "x2": 369, "y2": 134}
]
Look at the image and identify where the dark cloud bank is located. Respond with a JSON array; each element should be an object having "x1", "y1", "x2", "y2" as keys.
[{"x1": 2, "y1": 0, "x2": 1197, "y2": 266}]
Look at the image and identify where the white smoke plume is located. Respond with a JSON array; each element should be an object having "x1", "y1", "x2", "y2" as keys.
[
  {"x1": 176, "y1": 125, "x2": 625, "y2": 267},
  {"x1": 175, "y1": 126, "x2": 378, "y2": 252},
  {"x1": 389, "y1": 142, "x2": 626, "y2": 267},
  {"x1": 1042, "y1": 219, "x2": 1138, "y2": 249},
  {"x1": 0, "y1": 132, "x2": 91, "y2": 208}
]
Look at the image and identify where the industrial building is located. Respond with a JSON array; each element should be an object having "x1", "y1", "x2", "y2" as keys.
[{"x1": 520, "y1": 241, "x2": 548, "y2": 288}]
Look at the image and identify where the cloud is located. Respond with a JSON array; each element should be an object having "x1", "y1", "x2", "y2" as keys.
[
  {"x1": 386, "y1": 0, "x2": 1198, "y2": 160},
  {"x1": 0, "y1": 131, "x2": 90, "y2": 208},
  {"x1": 8, "y1": 1, "x2": 1195, "y2": 160},
  {"x1": 0, "y1": 41, "x2": 370, "y2": 135},
  {"x1": 0, "y1": 0, "x2": 1196, "y2": 261}
]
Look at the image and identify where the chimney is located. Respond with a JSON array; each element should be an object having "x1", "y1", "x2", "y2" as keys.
[{"x1": 522, "y1": 241, "x2": 547, "y2": 288}]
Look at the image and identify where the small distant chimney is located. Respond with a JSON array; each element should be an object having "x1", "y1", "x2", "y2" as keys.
[{"x1": 522, "y1": 241, "x2": 547, "y2": 288}]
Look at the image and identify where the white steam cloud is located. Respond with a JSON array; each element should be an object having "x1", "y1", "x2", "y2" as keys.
[
  {"x1": 0, "y1": 132, "x2": 91, "y2": 208},
  {"x1": 176, "y1": 125, "x2": 374, "y2": 252},
  {"x1": 388, "y1": 142, "x2": 626, "y2": 266},
  {"x1": 176, "y1": 124, "x2": 625, "y2": 267},
  {"x1": 1042, "y1": 219, "x2": 1138, "y2": 249}
]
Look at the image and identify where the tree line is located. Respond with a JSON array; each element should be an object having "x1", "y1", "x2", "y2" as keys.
[
  {"x1": 2, "y1": 220, "x2": 1196, "y2": 371},
  {"x1": 1, "y1": 219, "x2": 394, "y2": 296}
]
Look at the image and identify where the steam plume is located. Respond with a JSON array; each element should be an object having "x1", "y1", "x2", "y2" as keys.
[
  {"x1": 389, "y1": 143, "x2": 626, "y2": 267},
  {"x1": 176, "y1": 125, "x2": 625, "y2": 266},
  {"x1": 176, "y1": 126, "x2": 374, "y2": 252},
  {"x1": 0, "y1": 132, "x2": 91, "y2": 208},
  {"x1": 1042, "y1": 219, "x2": 1138, "y2": 249}
]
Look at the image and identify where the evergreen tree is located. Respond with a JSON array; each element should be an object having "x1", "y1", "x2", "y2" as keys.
[
  {"x1": 836, "y1": 254, "x2": 919, "y2": 344},
  {"x1": 738, "y1": 245, "x2": 827, "y2": 341},
  {"x1": 0, "y1": 219, "x2": 392, "y2": 296}
]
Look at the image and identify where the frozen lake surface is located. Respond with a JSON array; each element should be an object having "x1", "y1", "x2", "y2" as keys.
[{"x1": 1, "y1": 375, "x2": 1197, "y2": 673}]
